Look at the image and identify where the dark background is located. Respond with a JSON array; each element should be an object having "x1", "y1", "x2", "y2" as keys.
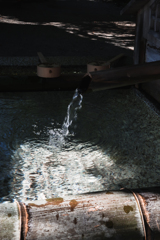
[{"x1": 0, "y1": 0, "x2": 135, "y2": 60}]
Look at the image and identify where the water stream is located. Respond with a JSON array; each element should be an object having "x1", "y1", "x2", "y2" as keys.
[
  {"x1": 62, "y1": 89, "x2": 83, "y2": 137},
  {"x1": 49, "y1": 89, "x2": 83, "y2": 148}
]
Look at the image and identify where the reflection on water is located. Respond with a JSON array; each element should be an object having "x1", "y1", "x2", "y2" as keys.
[{"x1": 0, "y1": 88, "x2": 160, "y2": 202}]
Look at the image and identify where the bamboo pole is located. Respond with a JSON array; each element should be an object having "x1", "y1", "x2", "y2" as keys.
[
  {"x1": 134, "y1": 187, "x2": 160, "y2": 240},
  {"x1": 21, "y1": 190, "x2": 144, "y2": 240},
  {"x1": 0, "y1": 201, "x2": 21, "y2": 240},
  {"x1": 1, "y1": 188, "x2": 160, "y2": 239},
  {"x1": 79, "y1": 61, "x2": 160, "y2": 93}
]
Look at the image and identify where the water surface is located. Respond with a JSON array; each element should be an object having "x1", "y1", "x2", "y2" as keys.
[{"x1": 0, "y1": 88, "x2": 160, "y2": 202}]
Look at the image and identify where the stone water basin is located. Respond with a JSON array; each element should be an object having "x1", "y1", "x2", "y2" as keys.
[{"x1": 0, "y1": 88, "x2": 160, "y2": 202}]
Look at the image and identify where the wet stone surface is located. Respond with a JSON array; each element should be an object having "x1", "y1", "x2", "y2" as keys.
[{"x1": 0, "y1": 88, "x2": 160, "y2": 202}]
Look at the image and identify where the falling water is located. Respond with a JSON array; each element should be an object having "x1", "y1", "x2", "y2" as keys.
[
  {"x1": 62, "y1": 89, "x2": 83, "y2": 136},
  {"x1": 49, "y1": 89, "x2": 83, "y2": 147}
]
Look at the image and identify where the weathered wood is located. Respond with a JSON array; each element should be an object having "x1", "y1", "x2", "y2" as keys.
[
  {"x1": 80, "y1": 60, "x2": 160, "y2": 92},
  {"x1": 21, "y1": 191, "x2": 144, "y2": 240},
  {"x1": 0, "y1": 201, "x2": 21, "y2": 240}
]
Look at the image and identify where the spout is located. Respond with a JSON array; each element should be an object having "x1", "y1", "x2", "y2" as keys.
[
  {"x1": 79, "y1": 61, "x2": 160, "y2": 93},
  {"x1": 78, "y1": 73, "x2": 92, "y2": 94}
]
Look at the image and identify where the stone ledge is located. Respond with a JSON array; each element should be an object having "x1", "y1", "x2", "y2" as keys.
[{"x1": 0, "y1": 56, "x2": 107, "y2": 67}]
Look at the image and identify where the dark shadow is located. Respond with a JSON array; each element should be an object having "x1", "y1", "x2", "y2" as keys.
[
  {"x1": 0, "y1": 0, "x2": 135, "y2": 57},
  {"x1": 0, "y1": 0, "x2": 132, "y2": 24}
]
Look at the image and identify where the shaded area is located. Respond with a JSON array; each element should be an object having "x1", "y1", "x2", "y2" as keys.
[{"x1": 0, "y1": 0, "x2": 135, "y2": 58}]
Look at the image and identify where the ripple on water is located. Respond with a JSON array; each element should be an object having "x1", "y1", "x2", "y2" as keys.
[{"x1": 0, "y1": 89, "x2": 160, "y2": 201}]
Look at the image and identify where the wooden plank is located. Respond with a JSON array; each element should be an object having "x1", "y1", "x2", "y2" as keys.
[{"x1": 121, "y1": 0, "x2": 150, "y2": 15}]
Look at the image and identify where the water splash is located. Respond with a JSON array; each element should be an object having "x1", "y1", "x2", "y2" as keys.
[{"x1": 49, "y1": 89, "x2": 83, "y2": 147}]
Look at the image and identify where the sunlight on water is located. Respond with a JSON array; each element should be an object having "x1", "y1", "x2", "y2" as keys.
[{"x1": 1, "y1": 89, "x2": 160, "y2": 202}]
